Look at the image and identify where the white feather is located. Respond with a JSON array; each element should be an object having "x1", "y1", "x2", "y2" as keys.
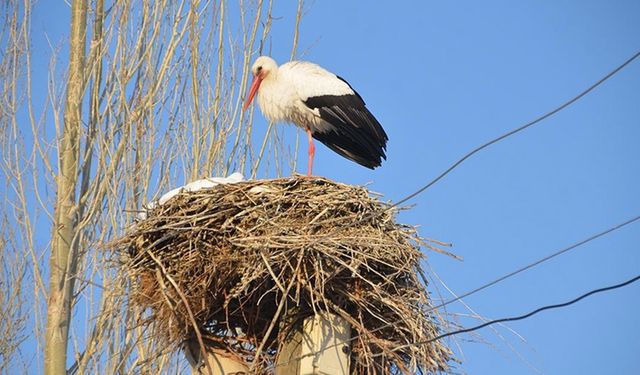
[{"x1": 280, "y1": 61, "x2": 354, "y2": 100}]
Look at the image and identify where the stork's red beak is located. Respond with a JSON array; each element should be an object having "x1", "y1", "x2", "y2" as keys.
[{"x1": 243, "y1": 74, "x2": 263, "y2": 111}]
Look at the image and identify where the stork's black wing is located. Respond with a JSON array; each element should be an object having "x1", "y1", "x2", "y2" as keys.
[{"x1": 303, "y1": 77, "x2": 388, "y2": 169}]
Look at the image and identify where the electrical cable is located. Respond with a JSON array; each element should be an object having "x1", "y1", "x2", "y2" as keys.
[
  {"x1": 392, "y1": 50, "x2": 640, "y2": 208},
  {"x1": 398, "y1": 273, "x2": 640, "y2": 349},
  {"x1": 425, "y1": 215, "x2": 640, "y2": 313}
]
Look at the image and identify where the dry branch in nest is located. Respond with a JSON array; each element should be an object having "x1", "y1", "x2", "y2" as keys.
[{"x1": 110, "y1": 176, "x2": 453, "y2": 374}]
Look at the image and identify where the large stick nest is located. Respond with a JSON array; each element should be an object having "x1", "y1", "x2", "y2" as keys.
[{"x1": 112, "y1": 176, "x2": 452, "y2": 374}]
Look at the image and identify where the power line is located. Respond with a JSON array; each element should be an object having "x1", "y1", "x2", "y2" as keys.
[
  {"x1": 397, "y1": 273, "x2": 640, "y2": 350},
  {"x1": 358, "y1": 214, "x2": 639, "y2": 341},
  {"x1": 426, "y1": 214, "x2": 640, "y2": 313},
  {"x1": 392, "y1": 50, "x2": 640, "y2": 208}
]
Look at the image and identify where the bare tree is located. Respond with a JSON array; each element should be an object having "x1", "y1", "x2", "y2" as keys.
[
  {"x1": 0, "y1": 2, "x2": 30, "y2": 370},
  {"x1": 0, "y1": 0, "x2": 306, "y2": 372}
]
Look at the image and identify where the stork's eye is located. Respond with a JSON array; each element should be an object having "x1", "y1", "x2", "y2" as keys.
[{"x1": 256, "y1": 66, "x2": 263, "y2": 73}]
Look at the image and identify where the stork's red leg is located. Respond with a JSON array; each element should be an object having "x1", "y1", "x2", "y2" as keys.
[{"x1": 306, "y1": 127, "x2": 315, "y2": 177}]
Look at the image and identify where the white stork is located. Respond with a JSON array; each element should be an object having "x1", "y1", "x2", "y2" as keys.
[{"x1": 242, "y1": 56, "x2": 388, "y2": 176}]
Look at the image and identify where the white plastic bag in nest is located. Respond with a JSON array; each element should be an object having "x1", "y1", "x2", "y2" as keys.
[{"x1": 137, "y1": 172, "x2": 244, "y2": 220}]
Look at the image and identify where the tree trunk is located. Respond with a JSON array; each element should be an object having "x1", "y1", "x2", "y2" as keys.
[{"x1": 44, "y1": 0, "x2": 87, "y2": 373}]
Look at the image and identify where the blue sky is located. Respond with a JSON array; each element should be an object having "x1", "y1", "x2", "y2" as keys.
[{"x1": 23, "y1": 1, "x2": 640, "y2": 374}]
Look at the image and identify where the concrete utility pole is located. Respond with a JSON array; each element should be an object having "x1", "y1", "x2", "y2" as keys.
[
  {"x1": 186, "y1": 313, "x2": 350, "y2": 374},
  {"x1": 185, "y1": 339, "x2": 249, "y2": 375},
  {"x1": 276, "y1": 313, "x2": 351, "y2": 375}
]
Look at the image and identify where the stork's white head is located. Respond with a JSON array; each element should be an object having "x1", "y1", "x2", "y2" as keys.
[
  {"x1": 243, "y1": 56, "x2": 278, "y2": 111},
  {"x1": 251, "y1": 56, "x2": 278, "y2": 78}
]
